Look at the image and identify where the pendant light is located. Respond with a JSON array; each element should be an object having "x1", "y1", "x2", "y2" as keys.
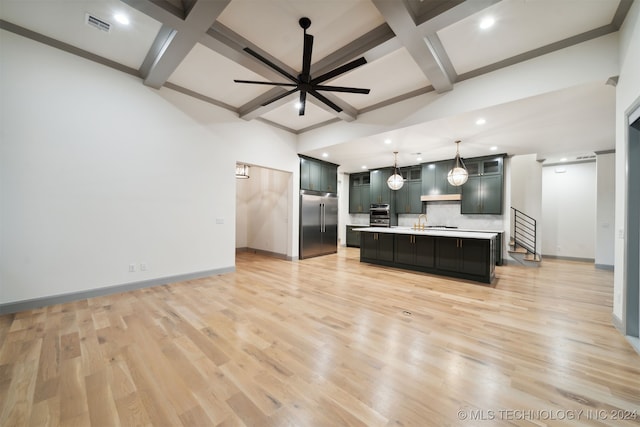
[
  {"x1": 387, "y1": 151, "x2": 404, "y2": 190},
  {"x1": 235, "y1": 163, "x2": 250, "y2": 179},
  {"x1": 447, "y1": 140, "x2": 468, "y2": 186}
]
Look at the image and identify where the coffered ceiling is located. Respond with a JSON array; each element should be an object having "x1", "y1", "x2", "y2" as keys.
[{"x1": 0, "y1": 0, "x2": 631, "y2": 171}]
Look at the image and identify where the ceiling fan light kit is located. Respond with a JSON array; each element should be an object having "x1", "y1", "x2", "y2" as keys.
[
  {"x1": 447, "y1": 140, "x2": 469, "y2": 186},
  {"x1": 234, "y1": 17, "x2": 370, "y2": 116}
]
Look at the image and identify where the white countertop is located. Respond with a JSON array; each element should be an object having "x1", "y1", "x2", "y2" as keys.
[{"x1": 352, "y1": 226, "x2": 498, "y2": 240}]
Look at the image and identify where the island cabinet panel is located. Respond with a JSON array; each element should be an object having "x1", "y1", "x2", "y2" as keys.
[
  {"x1": 360, "y1": 229, "x2": 495, "y2": 284},
  {"x1": 436, "y1": 237, "x2": 493, "y2": 279},
  {"x1": 395, "y1": 234, "x2": 435, "y2": 268},
  {"x1": 361, "y1": 232, "x2": 394, "y2": 262}
]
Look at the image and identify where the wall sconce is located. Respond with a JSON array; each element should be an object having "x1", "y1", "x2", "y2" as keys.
[{"x1": 235, "y1": 163, "x2": 250, "y2": 179}]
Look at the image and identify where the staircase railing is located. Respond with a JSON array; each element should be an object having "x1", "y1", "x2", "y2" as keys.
[{"x1": 511, "y1": 207, "x2": 538, "y2": 258}]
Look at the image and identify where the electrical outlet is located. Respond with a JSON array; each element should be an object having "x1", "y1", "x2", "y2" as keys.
[
  {"x1": 140, "y1": 263, "x2": 147, "y2": 271},
  {"x1": 128, "y1": 264, "x2": 136, "y2": 272}
]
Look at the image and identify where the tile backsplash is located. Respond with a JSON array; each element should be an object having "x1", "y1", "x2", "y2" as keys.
[
  {"x1": 399, "y1": 201, "x2": 505, "y2": 231},
  {"x1": 348, "y1": 202, "x2": 505, "y2": 231}
]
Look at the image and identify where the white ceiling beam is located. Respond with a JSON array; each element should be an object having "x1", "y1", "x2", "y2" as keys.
[
  {"x1": 372, "y1": 0, "x2": 502, "y2": 93},
  {"x1": 121, "y1": 0, "x2": 231, "y2": 89},
  {"x1": 372, "y1": 0, "x2": 454, "y2": 93}
]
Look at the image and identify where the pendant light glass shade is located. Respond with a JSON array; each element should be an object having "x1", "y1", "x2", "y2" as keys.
[
  {"x1": 387, "y1": 151, "x2": 404, "y2": 190},
  {"x1": 447, "y1": 140, "x2": 468, "y2": 186}
]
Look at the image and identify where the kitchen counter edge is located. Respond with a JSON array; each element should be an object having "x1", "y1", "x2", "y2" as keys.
[{"x1": 352, "y1": 227, "x2": 497, "y2": 240}]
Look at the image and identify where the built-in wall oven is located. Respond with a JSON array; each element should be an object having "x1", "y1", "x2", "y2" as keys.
[{"x1": 369, "y1": 203, "x2": 390, "y2": 227}]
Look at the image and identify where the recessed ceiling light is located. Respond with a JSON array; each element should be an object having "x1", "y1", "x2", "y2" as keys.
[
  {"x1": 490, "y1": 146, "x2": 498, "y2": 151},
  {"x1": 416, "y1": 156, "x2": 422, "y2": 162},
  {"x1": 322, "y1": 152, "x2": 328, "y2": 158},
  {"x1": 294, "y1": 101, "x2": 302, "y2": 110},
  {"x1": 479, "y1": 16, "x2": 495, "y2": 30},
  {"x1": 113, "y1": 13, "x2": 130, "y2": 25},
  {"x1": 361, "y1": 165, "x2": 367, "y2": 169},
  {"x1": 560, "y1": 157, "x2": 568, "y2": 162},
  {"x1": 476, "y1": 118, "x2": 486, "y2": 125},
  {"x1": 384, "y1": 139, "x2": 392, "y2": 144}
]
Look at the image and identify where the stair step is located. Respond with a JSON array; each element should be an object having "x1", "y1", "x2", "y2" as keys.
[
  {"x1": 524, "y1": 253, "x2": 542, "y2": 262},
  {"x1": 509, "y1": 247, "x2": 528, "y2": 254}
]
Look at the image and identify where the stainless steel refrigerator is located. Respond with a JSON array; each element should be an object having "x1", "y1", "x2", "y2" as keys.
[{"x1": 299, "y1": 190, "x2": 338, "y2": 259}]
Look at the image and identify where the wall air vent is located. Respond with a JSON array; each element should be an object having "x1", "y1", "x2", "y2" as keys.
[
  {"x1": 85, "y1": 13, "x2": 111, "y2": 33},
  {"x1": 576, "y1": 154, "x2": 596, "y2": 160}
]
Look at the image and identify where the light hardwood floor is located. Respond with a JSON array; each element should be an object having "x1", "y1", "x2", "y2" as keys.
[{"x1": 1, "y1": 248, "x2": 639, "y2": 426}]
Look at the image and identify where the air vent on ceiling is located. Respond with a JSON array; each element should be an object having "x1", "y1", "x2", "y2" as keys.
[
  {"x1": 85, "y1": 13, "x2": 111, "y2": 33},
  {"x1": 576, "y1": 154, "x2": 596, "y2": 160}
]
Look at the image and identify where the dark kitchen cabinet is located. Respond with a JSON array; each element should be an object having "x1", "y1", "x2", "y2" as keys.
[
  {"x1": 349, "y1": 173, "x2": 371, "y2": 213},
  {"x1": 300, "y1": 156, "x2": 338, "y2": 192},
  {"x1": 461, "y1": 175, "x2": 503, "y2": 214},
  {"x1": 461, "y1": 155, "x2": 504, "y2": 214},
  {"x1": 346, "y1": 225, "x2": 362, "y2": 248},
  {"x1": 436, "y1": 237, "x2": 490, "y2": 278},
  {"x1": 321, "y1": 163, "x2": 338, "y2": 192},
  {"x1": 395, "y1": 167, "x2": 423, "y2": 214},
  {"x1": 421, "y1": 160, "x2": 462, "y2": 197},
  {"x1": 361, "y1": 231, "x2": 394, "y2": 262},
  {"x1": 395, "y1": 234, "x2": 435, "y2": 267},
  {"x1": 369, "y1": 168, "x2": 393, "y2": 204}
]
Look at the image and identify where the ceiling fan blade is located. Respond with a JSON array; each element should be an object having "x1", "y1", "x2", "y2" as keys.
[
  {"x1": 313, "y1": 85, "x2": 370, "y2": 94},
  {"x1": 309, "y1": 89, "x2": 343, "y2": 113},
  {"x1": 311, "y1": 57, "x2": 367, "y2": 84},
  {"x1": 260, "y1": 88, "x2": 299, "y2": 107},
  {"x1": 234, "y1": 79, "x2": 298, "y2": 87},
  {"x1": 299, "y1": 91, "x2": 307, "y2": 116},
  {"x1": 301, "y1": 33, "x2": 313, "y2": 82},
  {"x1": 243, "y1": 47, "x2": 299, "y2": 83}
]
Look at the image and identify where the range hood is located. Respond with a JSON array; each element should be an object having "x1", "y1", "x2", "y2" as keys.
[{"x1": 421, "y1": 194, "x2": 462, "y2": 202}]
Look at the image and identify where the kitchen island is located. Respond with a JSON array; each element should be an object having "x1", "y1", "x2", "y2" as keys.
[{"x1": 354, "y1": 227, "x2": 497, "y2": 284}]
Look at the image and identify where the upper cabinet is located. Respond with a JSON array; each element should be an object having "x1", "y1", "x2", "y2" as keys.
[
  {"x1": 369, "y1": 168, "x2": 393, "y2": 204},
  {"x1": 461, "y1": 155, "x2": 505, "y2": 214},
  {"x1": 300, "y1": 156, "x2": 338, "y2": 193},
  {"x1": 349, "y1": 172, "x2": 371, "y2": 213},
  {"x1": 346, "y1": 154, "x2": 505, "y2": 216},
  {"x1": 421, "y1": 159, "x2": 462, "y2": 197},
  {"x1": 395, "y1": 166, "x2": 423, "y2": 214}
]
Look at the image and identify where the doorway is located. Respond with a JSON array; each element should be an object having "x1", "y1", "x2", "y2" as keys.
[
  {"x1": 235, "y1": 164, "x2": 293, "y2": 259},
  {"x1": 625, "y1": 108, "x2": 640, "y2": 340}
]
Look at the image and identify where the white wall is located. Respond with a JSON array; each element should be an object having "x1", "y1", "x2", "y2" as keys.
[
  {"x1": 0, "y1": 29, "x2": 298, "y2": 306},
  {"x1": 541, "y1": 162, "x2": 596, "y2": 259},
  {"x1": 510, "y1": 154, "x2": 543, "y2": 254},
  {"x1": 595, "y1": 152, "x2": 616, "y2": 268},
  {"x1": 614, "y1": 0, "x2": 640, "y2": 320},
  {"x1": 236, "y1": 166, "x2": 291, "y2": 256}
]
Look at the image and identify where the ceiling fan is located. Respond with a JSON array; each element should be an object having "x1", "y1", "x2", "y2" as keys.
[{"x1": 234, "y1": 17, "x2": 370, "y2": 116}]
